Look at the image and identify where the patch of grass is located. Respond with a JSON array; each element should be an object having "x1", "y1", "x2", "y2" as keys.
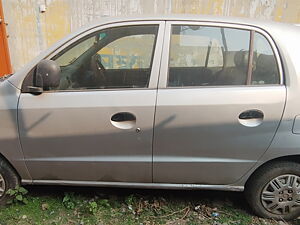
[
  {"x1": 0, "y1": 195, "x2": 70, "y2": 224},
  {"x1": 0, "y1": 186, "x2": 299, "y2": 225},
  {"x1": 217, "y1": 206, "x2": 253, "y2": 224}
]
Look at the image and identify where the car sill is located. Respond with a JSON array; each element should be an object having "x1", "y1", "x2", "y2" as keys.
[{"x1": 21, "y1": 179, "x2": 244, "y2": 192}]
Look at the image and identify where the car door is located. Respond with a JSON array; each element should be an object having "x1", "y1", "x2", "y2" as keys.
[
  {"x1": 153, "y1": 21, "x2": 286, "y2": 185},
  {"x1": 18, "y1": 21, "x2": 165, "y2": 183}
]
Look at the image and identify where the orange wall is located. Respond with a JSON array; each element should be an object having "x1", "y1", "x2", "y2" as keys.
[{"x1": 0, "y1": 0, "x2": 11, "y2": 76}]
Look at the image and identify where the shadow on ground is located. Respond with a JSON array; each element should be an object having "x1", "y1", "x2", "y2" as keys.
[
  {"x1": 23, "y1": 185, "x2": 300, "y2": 225},
  {"x1": 25, "y1": 185, "x2": 247, "y2": 209}
]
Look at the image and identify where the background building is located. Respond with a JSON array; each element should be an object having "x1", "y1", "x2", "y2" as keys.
[{"x1": 0, "y1": 0, "x2": 300, "y2": 74}]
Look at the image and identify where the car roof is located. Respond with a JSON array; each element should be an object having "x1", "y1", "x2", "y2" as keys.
[{"x1": 83, "y1": 14, "x2": 295, "y2": 32}]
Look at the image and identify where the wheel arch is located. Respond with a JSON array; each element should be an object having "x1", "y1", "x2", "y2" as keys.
[
  {"x1": 0, "y1": 152, "x2": 21, "y2": 180},
  {"x1": 245, "y1": 154, "x2": 300, "y2": 188}
]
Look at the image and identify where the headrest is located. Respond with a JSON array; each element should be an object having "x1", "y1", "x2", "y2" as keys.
[
  {"x1": 234, "y1": 50, "x2": 249, "y2": 68},
  {"x1": 256, "y1": 54, "x2": 277, "y2": 74}
]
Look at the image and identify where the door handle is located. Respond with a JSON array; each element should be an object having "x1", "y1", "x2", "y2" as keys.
[
  {"x1": 110, "y1": 112, "x2": 136, "y2": 129},
  {"x1": 238, "y1": 110, "x2": 264, "y2": 127},
  {"x1": 111, "y1": 112, "x2": 136, "y2": 122},
  {"x1": 239, "y1": 110, "x2": 264, "y2": 120}
]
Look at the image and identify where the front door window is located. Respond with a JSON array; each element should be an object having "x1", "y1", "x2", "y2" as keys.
[{"x1": 52, "y1": 25, "x2": 158, "y2": 90}]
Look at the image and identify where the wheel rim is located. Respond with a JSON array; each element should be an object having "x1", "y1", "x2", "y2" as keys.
[
  {"x1": 0, "y1": 173, "x2": 5, "y2": 197},
  {"x1": 261, "y1": 174, "x2": 300, "y2": 215}
]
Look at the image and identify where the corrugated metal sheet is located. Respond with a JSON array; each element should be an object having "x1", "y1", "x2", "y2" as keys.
[{"x1": 2, "y1": 0, "x2": 300, "y2": 71}]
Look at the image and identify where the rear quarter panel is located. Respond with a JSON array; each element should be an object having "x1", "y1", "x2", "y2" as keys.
[{"x1": 236, "y1": 25, "x2": 300, "y2": 186}]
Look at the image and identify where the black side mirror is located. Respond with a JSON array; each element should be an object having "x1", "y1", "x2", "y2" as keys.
[{"x1": 30, "y1": 60, "x2": 61, "y2": 94}]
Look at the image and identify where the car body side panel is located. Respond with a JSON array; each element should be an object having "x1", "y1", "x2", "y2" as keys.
[
  {"x1": 263, "y1": 25, "x2": 300, "y2": 160},
  {"x1": 18, "y1": 90, "x2": 156, "y2": 182},
  {"x1": 16, "y1": 20, "x2": 166, "y2": 183},
  {"x1": 231, "y1": 26, "x2": 300, "y2": 187},
  {"x1": 0, "y1": 80, "x2": 30, "y2": 179},
  {"x1": 153, "y1": 20, "x2": 287, "y2": 185},
  {"x1": 4, "y1": 16, "x2": 299, "y2": 189},
  {"x1": 153, "y1": 86, "x2": 286, "y2": 185}
]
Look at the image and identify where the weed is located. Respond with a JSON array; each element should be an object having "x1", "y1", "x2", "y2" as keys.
[
  {"x1": 6, "y1": 186, "x2": 29, "y2": 204},
  {"x1": 98, "y1": 199, "x2": 110, "y2": 208},
  {"x1": 87, "y1": 201, "x2": 98, "y2": 215},
  {"x1": 62, "y1": 192, "x2": 76, "y2": 209},
  {"x1": 125, "y1": 194, "x2": 137, "y2": 207}
]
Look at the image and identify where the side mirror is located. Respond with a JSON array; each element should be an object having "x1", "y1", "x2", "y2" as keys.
[{"x1": 31, "y1": 60, "x2": 60, "y2": 94}]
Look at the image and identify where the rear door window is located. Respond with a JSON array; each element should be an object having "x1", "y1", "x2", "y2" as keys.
[
  {"x1": 168, "y1": 25, "x2": 280, "y2": 87},
  {"x1": 252, "y1": 32, "x2": 280, "y2": 85}
]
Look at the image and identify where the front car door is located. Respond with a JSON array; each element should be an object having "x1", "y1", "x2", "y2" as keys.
[
  {"x1": 153, "y1": 21, "x2": 286, "y2": 185},
  {"x1": 18, "y1": 21, "x2": 165, "y2": 183}
]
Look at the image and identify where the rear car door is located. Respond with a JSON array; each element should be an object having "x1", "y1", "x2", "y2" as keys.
[
  {"x1": 153, "y1": 21, "x2": 286, "y2": 185},
  {"x1": 18, "y1": 21, "x2": 165, "y2": 183}
]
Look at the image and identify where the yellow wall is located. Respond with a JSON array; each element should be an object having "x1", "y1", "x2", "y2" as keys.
[{"x1": 2, "y1": 0, "x2": 300, "y2": 71}]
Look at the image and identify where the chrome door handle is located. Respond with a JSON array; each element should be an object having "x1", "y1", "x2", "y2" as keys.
[
  {"x1": 238, "y1": 110, "x2": 264, "y2": 127},
  {"x1": 239, "y1": 110, "x2": 264, "y2": 120},
  {"x1": 110, "y1": 112, "x2": 136, "y2": 129},
  {"x1": 111, "y1": 112, "x2": 136, "y2": 122}
]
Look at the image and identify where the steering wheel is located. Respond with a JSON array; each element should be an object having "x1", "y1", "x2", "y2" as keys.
[
  {"x1": 95, "y1": 54, "x2": 106, "y2": 71},
  {"x1": 90, "y1": 54, "x2": 106, "y2": 86}
]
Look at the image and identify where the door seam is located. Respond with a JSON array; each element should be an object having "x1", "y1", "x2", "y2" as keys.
[
  {"x1": 151, "y1": 20, "x2": 167, "y2": 183},
  {"x1": 16, "y1": 90, "x2": 32, "y2": 180}
]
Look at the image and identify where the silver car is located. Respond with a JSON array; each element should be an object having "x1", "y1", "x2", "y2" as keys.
[{"x1": 0, "y1": 15, "x2": 299, "y2": 220}]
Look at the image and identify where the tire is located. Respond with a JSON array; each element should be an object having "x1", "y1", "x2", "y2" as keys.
[
  {"x1": 245, "y1": 161, "x2": 300, "y2": 220},
  {"x1": 0, "y1": 158, "x2": 19, "y2": 205}
]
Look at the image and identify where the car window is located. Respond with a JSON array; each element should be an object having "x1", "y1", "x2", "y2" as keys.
[
  {"x1": 98, "y1": 35, "x2": 156, "y2": 70},
  {"x1": 168, "y1": 25, "x2": 251, "y2": 87},
  {"x1": 169, "y1": 26, "x2": 224, "y2": 68},
  {"x1": 55, "y1": 36, "x2": 97, "y2": 67},
  {"x1": 51, "y1": 25, "x2": 158, "y2": 90},
  {"x1": 252, "y1": 32, "x2": 280, "y2": 85}
]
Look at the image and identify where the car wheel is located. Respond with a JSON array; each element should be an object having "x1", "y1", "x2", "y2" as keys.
[
  {"x1": 245, "y1": 161, "x2": 300, "y2": 220},
  {"x1": 0, "y1": 158, "x2": 19, "y2": 205}
]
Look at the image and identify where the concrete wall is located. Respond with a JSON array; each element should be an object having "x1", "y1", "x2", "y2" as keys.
[{"x1": 3, "y1": 0, "x2": 300, "y2": 71}]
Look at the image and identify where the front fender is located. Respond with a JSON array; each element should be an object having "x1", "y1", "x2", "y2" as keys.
[{"x1": 0, "y1": 80, "x2": 31, "y2": 180}]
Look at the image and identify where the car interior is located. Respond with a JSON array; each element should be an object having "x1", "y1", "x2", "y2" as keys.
[{"x1": 168, "y1": 51, "x2": 279, "y2": 87}]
